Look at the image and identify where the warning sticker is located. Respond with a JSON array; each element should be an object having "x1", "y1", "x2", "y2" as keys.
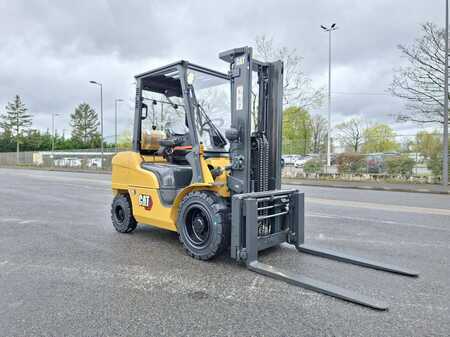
[{"x1": 236, "y1": 85, "x2": 243, "y2": 110}]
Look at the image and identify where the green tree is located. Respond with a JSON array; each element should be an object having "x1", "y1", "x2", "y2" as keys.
[
  {"x1": 0, "y1": 95, "x2": 32, "y2": 156},
  {"x1": 413, "y1": 131, "x2": 442, "y2": 160},
  {"x1": 303, "y1": 159, "x2": 322, "y2": 174},
  {"x1": 415, "y1": 132, "x2": 450, "y2": 178},
  {"x1": 117, "y1": 129, "x2": 132, "y2": 149},
  {"x1": 21, "y1": 129, "x2": 52, "y2": 151},
  {"x1": 0, "y1": 130, "x2": 16, "y2": 152},
  {"x1": 385, "y1": 155, "x2": 415, "y2": 177},
  {"x1": 282, "y1": 106, "x2": 312, "y2": 155},
  {"x1": 428, "y1": 152, "x2": 450, "y2": 178},
  {"x1": 362, "y1": 124, "x2": 399, "y2": 153},
  {"x1": 70, "y1": 103, "x2": 100, "y2": 147}
]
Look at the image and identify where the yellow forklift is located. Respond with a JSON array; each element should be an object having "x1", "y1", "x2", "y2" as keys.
[{"x1": 111, "y1": 46, "x2": 418, "y2": 310}]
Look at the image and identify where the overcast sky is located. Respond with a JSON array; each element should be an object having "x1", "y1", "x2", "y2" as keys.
[{"x1": 0, "y1": 0, "x2": 445, "y2": 141}]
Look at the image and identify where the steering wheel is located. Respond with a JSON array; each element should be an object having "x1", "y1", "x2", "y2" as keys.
[{"x1": 158, "y1": 137, "x2": 184, "y2": 157}]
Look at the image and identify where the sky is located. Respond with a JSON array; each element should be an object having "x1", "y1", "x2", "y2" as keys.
[{"x1": 0, "y1": 0, "x2": 445, "y2": 142}]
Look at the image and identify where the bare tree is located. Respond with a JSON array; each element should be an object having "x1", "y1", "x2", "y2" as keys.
[
  {"x1": 335, "y1": 118, "x2": 364, "y2": 152},
  {"x1": 255, "y1": 35, "x2": 324, "y2": 109},
  {"x1": 390, "y1": 22, "x2": 448, "y2": 124},
  {"x1": 310, "y1": 114, "x2": 327, "y2": 153}
]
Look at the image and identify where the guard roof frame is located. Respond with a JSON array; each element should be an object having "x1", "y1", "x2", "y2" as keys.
[{"x1": 135, "y1": 61, "x2": 229, "y2": 81}]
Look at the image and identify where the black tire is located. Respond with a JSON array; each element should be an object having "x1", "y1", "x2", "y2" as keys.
[
  {"x1": 111, "y1": 194, "x2": 137, "y2": 233},
  {"x1": 177, "y1": 191, "x2": 229, "y2": 260}
]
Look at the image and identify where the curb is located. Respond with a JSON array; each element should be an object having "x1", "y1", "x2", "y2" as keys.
[{"x1": 282, "y1": 179, "x2": 450, "y2": 195}]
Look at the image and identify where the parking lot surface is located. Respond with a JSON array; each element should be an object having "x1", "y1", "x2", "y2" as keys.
[{"x1": 0, "y1": 168, "x2": 449, "y2": 337}]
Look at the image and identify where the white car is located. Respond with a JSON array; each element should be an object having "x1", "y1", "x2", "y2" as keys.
[
  {"x1": 294, "y1": 156, "x2": 313, "y2": 168},
  {"x1": 282, "y1": 155, "x2": 304, "y2": 166}
]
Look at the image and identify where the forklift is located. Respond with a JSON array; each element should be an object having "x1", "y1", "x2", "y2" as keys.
[{"x1": 111, "y1": 46, "x2": 418, "y2": 310}]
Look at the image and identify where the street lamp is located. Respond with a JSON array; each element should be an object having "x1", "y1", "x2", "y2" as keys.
[
  {"x1": 114, "y1": 98, "x2": 124, "y2": 153},
  {"x1": 51, "y1": 112, "x2": 60, "y2": 159},
  {"x1": 321, "y1": 23, "x2": 338, "y2": 170},
  {"x1": 443, "y1": 0, "x2": 449, "y2": 189},
  {"x1": 89, "y1": 80, "x2": 104, "y2": 164}
]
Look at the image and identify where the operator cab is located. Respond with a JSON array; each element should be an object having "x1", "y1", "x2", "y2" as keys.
[
  {"x1": 136, "y1": 61, "x2": 230, "y2": 160},
  {"x1": 134, "y1": 61, "x2": 231, "y2": 203}
]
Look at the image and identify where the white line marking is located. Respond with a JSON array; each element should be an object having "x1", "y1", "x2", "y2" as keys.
[
  {"x1": 0, "y1": 218, "x2": 21, "y2": 223},
  {"x1": 18, "y1": 220, "x2": 39, "y2": 224},
  {"x1": 313, "y1": 236, "x2": 450, "y2": 248},
  {"x1": 307, "y1": 197, "x2": 450, "y2": 216},
  {"x1": 308, "y1": 213, "x2": 450, "y2": 232}
]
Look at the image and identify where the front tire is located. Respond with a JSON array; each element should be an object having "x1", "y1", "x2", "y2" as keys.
[
  {"x1": 111, "y1": 194, "x2": 137, "y2": 233},
  {"x1": 177, "y1": 191, "x2": 229, "y2": 260}
]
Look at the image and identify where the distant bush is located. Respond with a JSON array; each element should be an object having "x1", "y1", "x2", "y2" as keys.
[
  {"x1": 428, "y1": 155, "x2": 441, "y2": 177},
  {"x1": 336, "y1": 153, "x2": 366, "y2": 174},
  {"x1": 303, "y1": 159, "x2": 322, "y2": 174},
  {"x1": 385, "y1": 155, "x2": 415, "y2": 177},
  {"x1": 427, "y1": 153, "x2": 450, "y2": 178}
]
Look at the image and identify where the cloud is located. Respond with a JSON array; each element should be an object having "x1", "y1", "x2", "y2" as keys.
[{"x1": 0, "y1": 0, "x2": 445, "y2": 139}]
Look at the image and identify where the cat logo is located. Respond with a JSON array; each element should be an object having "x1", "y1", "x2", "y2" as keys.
[{"x1": 138, "y1": 194, "x2": 153, "y2": 210}]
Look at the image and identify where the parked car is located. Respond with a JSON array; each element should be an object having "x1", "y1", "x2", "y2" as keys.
[
  {"x1": 282, "y1": 155, "x2": 303, "y2": 166},
  {"x1": 294, "y1": 156, "x2": 314, "y2": 168}
]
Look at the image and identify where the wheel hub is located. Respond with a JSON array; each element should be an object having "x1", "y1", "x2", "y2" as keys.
[
  {"x1": 185, "y1": 207, "x2": 211, "y2": 248},
  {"x1": 192, "y1": 216, "x2": 206, "y2": 239},
  {"x1": 115, "y1": 206, "x2": 125, "y2": 223}
]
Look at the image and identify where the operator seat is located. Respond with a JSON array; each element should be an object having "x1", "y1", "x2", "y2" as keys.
[
  {"x1": 141, "y1": 131, "x2": 194, "y2": 204},
  {"x1": 141, "y1": 127, "x2": 166, "y2": 153}
]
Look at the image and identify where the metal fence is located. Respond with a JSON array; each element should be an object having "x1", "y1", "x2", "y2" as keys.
[
  {"x1": 0, "y1": 143, "x2": 446, "y2": 184},
  {"x1": 0, "y1": 148, "x2": 131, "y2": 171},
  {"x1": 0, "y1": 151, "x2": 34, "y2": 166}
]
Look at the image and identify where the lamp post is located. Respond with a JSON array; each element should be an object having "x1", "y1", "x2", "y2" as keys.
[
  {"x1": 443, "y1": 0, "x2": 449, "y2": 189},
  {"x1": 51, "y1": 112, "x2": 60, "y2": 159},
  {"x1": 114, "y1": 98, "x2": 124, "y2": 153},
  {"x1": 321, "y1": 23, "x2": 338, "y2": 170},
  {"x1": 89, "y1": 80, "x2": 104, "y2": 165}
]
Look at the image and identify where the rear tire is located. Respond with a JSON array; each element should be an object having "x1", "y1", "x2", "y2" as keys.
[
  {"x1": 111, "y1": 194, "x2": 137, "y2": 233},
  {"x1": 177, "y1": 191, "x2": 229, "y2": 260}
]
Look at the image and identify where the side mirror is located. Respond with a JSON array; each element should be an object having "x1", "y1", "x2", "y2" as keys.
[{"x1": 141, "y1": 103, "x2": 148, "y2": 119}]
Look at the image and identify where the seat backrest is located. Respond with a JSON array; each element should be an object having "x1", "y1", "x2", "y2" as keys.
[
  {"x1": 141, "y1": 163, "x2": 193, "y2": 189},
  {"x1": 142, "y1": 130, "x2": 166, "y2": 151}
]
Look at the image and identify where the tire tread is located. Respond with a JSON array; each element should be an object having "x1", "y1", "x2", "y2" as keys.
[{"x1": 178, "y1": 191, "x2": 229, "y2": 260}]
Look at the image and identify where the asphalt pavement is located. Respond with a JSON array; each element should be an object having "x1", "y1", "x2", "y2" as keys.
[{"x1": 0, "y1": 167, "x2": 449, "y2": 337}]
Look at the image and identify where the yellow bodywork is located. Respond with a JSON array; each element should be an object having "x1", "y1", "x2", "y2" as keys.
[{"x1": 112, "y1": 150, "x2": 230, "y2": 232}]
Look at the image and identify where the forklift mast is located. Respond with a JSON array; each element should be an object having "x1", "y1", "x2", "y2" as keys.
[
  {"x1": 219, "y1": 47, "x2": 418, "y2": 311},
  {"x1": 220, "y1": 46, "x2": 283, "y2": 194}
]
